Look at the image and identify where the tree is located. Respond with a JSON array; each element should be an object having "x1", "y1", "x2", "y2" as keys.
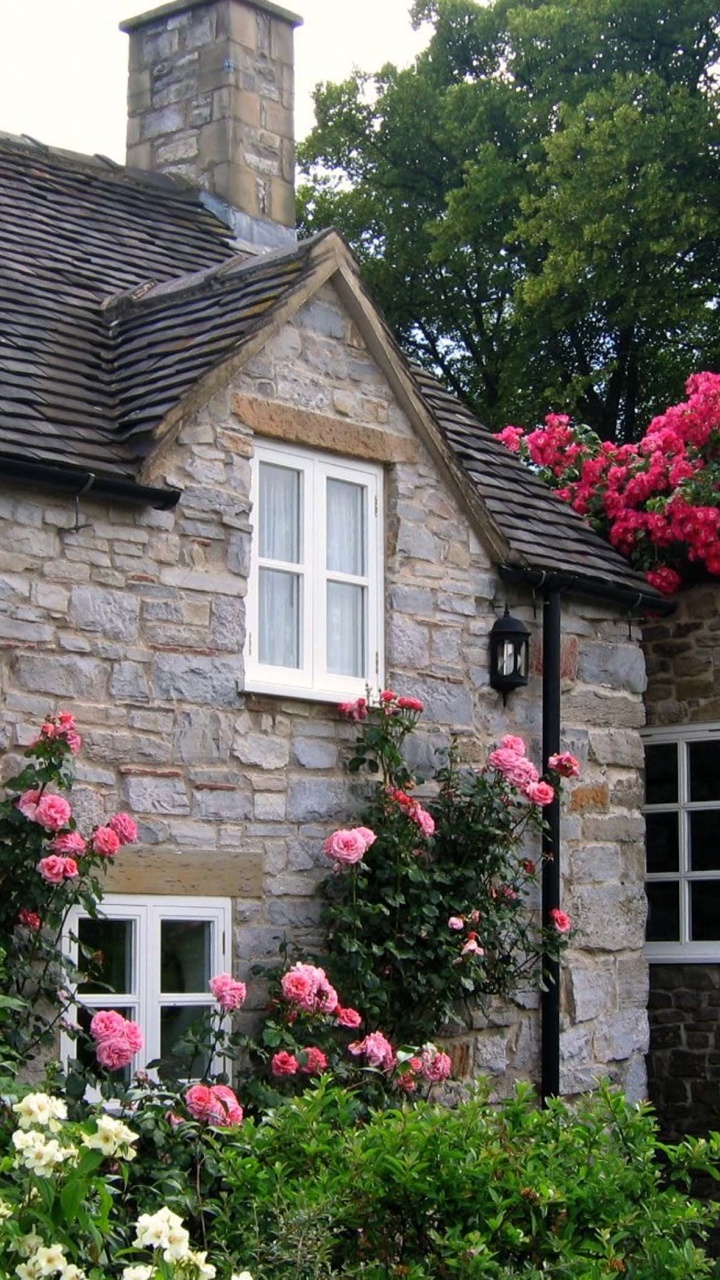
[{"x1": 297, "y1": 0, "x2": 720, "y2": 439}]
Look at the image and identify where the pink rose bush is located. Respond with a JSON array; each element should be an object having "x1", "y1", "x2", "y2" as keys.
[
  {"x1": 185, "y1": 1082, "x2": 243, "y2": 1126},
  {"x1": 323, "y1": 826, "x2": 376, "y2": 867},
  {"x1": 498, "y1": 373, "x2": 720, "y2": 593},
  {"x1": 209, "y1": 972, "x2": 247, "y2": 1012},
  {"x1": 90, "y1": 1010, "x2": 144, "y2": 1072}
]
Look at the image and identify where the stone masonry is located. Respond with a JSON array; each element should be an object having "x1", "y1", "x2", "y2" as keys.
[
  {"x1": 0, "y1": 277, "x2": 650, "y2": 1096},
  {"x1": 122, "y1": 0, "x2": 300, "y2": 245}
]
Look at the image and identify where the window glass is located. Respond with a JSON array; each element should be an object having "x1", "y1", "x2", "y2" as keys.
[
  {"x1": 645, "y1": 742, "x2": 678, "y2": 805},
  {"x1": 327, "y1": 479, "x2": 366, "y2": 576},
  {"x1": 690, "y1": 810, "x2": 720, "y2": 872},
  {"x1": 259, "y1": 569, "x2": 300, "y2": 668},
  {"x1": 645, "y1": 813, "x2": 679, "y2": 874},
  {"x1": 646, "y1": 882, "x2": 680, "y2": 942},
  {"x1": 691, "y1": 881, "x2": 720, "y2": 940},
  {"x1": 327, "y1": 582, "x2": 366, "y2": 677},
  {"x1": 689, "y1": 740, "x2": 720, "y2": 802},
  {"x1": 259, "y1": 463, "x2": 300, "y2": 563},
  {"x1": 161, "y1": 1006, "x2": 212, "y2": 1075},
  {"x1": 77, "y1": 918, "x2": 133, "y2": 996},
  {"x1": 161, "y1": 920, "x2": 212, "y2": 994}
]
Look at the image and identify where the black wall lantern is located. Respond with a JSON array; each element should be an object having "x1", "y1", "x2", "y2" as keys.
[{"x1": 489, "y1": 606, "x2": 530, "y2": 699}]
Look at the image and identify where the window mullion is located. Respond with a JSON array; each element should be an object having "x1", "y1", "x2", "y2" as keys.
[{"x1": 314, "y1": 460, "x2": 329, "y2": 684}]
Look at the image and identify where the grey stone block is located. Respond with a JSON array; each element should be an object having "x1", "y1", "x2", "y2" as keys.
[
  {"x1": 568, "y1": 965, "x2": 616, "y2": 1023},
  {"x1": 594, "y1": 1009, "x2": 649, "y2": 1063},
  {"x1": 14, "y1": 653, "x2": 107, "y2": 700},
  {"x1": 193, "y1": 788, "x2": 252, "y2": 821},
  {"x1": 125, "y1": 775, "x2": 190, "y2": 815},
  {"x1": 174, "y1": 709, "x2": 233, "y2": 763},
  {"x1": 70, "y1": 586, "x2": 140, "y2": 642},
  {"x1": 293, "y1": 738, "x2": 338, "y2": 769},
  {"x1": 287, "y1": 778, "x2": 349, "y2": 822},
  {"x1": 111, "y1": 661, "x2": 151, "y2": 701},
  {"x1": 387, "y1": 616, "x2": 430, "y2": 668},
  {"x1": 233, "y1": 732, "x2": 289, "y2": 769},
  {"x1": 153, "y1": 654, "x2": 239, "y2": 705},
  {"x1": 578, "y1": 642, "x2": 647, "y2": 694}
]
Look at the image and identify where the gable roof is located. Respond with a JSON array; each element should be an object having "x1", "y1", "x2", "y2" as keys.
[{"x1": 0, "y1": 133, "x2": 660, "y2": 605}]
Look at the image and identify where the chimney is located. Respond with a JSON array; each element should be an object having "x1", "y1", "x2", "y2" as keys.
[{"x1": 120, "y1": 0, "x2": 302, "y2": 248}]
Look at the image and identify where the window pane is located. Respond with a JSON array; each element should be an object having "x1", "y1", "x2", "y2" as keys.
[
  {"x1": 259, "y1": 568, "x2": 300, "y2": 667},
  {"x1": 689, "y1": 740, "x2": 720, "y2": 801},
  {"x1": 327, "y1": 582, "x2": 365, "y2": 677},
  {"x1": 646, "y1": 813, "x2": 679, "y2": 874},
  {"x1": 161, "y1": 1006, "x2": 212, "y2": 1076},
  {"x1": 691, "y1": 881, "x2": 720, "y2": 940},
  {"x1": 327, "y1": 479, "x2": 366, "y2": 576},
  {"x1": 259, "y1": 463, "x2": 301, "y2": 563},
  {"x1": 645, "y1": 743, "x2": 678, "y2": 804},
  {"x1": 690, "y1": 811, "x2": 720, "y2": 871},
  {"x1": 161, "y1": 921, "x2": 212, "y2": 994},
  {"x1": 77, "y1": 918, "x2": 133, "y2": 995},
  {"x1": 646, "y1": 882, "x2": 680, "y2": 942}
]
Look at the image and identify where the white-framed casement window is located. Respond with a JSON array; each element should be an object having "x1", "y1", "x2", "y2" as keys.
[
  {"x1": 245, "y1": 440, "x2": 384, "y2": 701},
  {"x1": 644, "y1": 724, "x2": 720, "y2": 961},
  {"x1": 62, "y1": 895, "x2": 230, "y2": 1074}
]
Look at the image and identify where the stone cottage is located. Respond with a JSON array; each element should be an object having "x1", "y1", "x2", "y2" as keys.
[{"x1": 0, "y1": 0, "x2": 665, "y2": 1098}]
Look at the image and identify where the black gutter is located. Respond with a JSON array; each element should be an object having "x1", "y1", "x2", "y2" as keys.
[
  {"x1": 498, "y1": 565, "x2": 676, "y2": 617},
  {"x1": 541, "y1": 588, "x2": 562, "y2": 1101},
  {"x1": 0, "y1": 456, "x2": 181, "y2": 510}
]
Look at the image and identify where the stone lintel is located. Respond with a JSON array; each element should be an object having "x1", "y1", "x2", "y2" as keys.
[
  {"x1": 104, "y1": 844, "x2": 263, "y2": 896},
  {"x1": 120, "y1": 0, "x2": 303, "y2": 35},
  {"x1": 232, "y1": 394, "x2": 420, "y2": 464}
]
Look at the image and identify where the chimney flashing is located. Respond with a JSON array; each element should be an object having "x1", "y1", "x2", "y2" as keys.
[{"x1": 120, "y1": 0, "x2": 303, "y2": 36}]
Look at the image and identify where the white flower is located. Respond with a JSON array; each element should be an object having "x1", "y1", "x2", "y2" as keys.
[
  {"x1": 230, "y1": 1273, "x2": 254, "y2": 1280},
  {"x1": 162, "y1": 1216, "x2": 191, "y2": 1263},
  {"x1": 15, "y1": 1262, "x2": 43, "y2": 1280},
  {"x1": 185, "y1": 1251, "x2": 216, "y2": 1279},
  {"x1": 121, "y1": 1269, "x2": 154, "y2": 1280},
  {"x1": 12, "y1": 1130, "x2": 75, "y2": 1176},
  {"x1": 0, "y1": 1197, "x2": 13, "y2": 1219},
  {"x1": 35, "y1": 1244, "x2": 67, "y2": 1275},
  {"x1": 81, "y1": 1114, "x2": 138, "y2": 1160},
  {"x1": 15, "y1": 1232, "x2": 44, "y2": 1258},
  {"x1": 13, "y1": 1093, "x2": 67, "y2": 1132},
  {"x1": 134, "y1": 1206, "x2": 188, "y2": 1258},
  {"x1": 59, "y1": 1268, "x2": 86, "y2": 1280}
]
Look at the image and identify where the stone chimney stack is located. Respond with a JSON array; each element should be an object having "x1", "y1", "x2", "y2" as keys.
[{"x1": 120, "y1": 0, "x2": 302, "y2": 247}]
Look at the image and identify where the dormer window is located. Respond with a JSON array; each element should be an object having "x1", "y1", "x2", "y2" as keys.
[{"x1": 245, "y1": 441, "x2": 384, "y2": 701}]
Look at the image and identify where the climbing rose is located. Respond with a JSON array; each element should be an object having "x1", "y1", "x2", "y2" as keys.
[
  {"x1": 409, "y1": 803, "x2": 435, "y2": 837},
  {"x1": 50, "y1": 831, "x2": 86, "y2": 855},
  {"x1": 90, "y1": 1010, "x2": 143, "y2": 1071},
  {"x1": 448, "y1": 916, "x2": 465, "y2": 931},
  {"x1": 17, "y1": 788, "x2": 41, "y2": 820},
  {"x1": 90, "y1": 1010, "x2": 128, "y2": 1041},
  {"x1": 547, "y1": 752, "x2": 581, "y2": 778},
  {"x1": 646, "y1": 566, "x2": 683, "y2": 595},
  {"x1": 271, "y1": 1051, "x2": 299, "y2": 1077},
  {"x1": 499, "y1": 735, "x2": 527, "y2": 755},
  {"x1": 299, "y1": 1046, "x2": 328, "y2": 1075},
  {"x1": 37, "y1": 855, "x2": 78, "y2": 885},
  {"x1": 96, "y1": 1035, "x2": 138, "y2": 1071},
  {"x1": 323, "y1": 827, "x2": 376, "y2": 865},
  {"x1": 108, "y1": 812, "x2": 139, "y2": 845},
  {"x1": 34, "y1": 794, "x2": 72, "y2": 831},
  {"x1": 525, "y1": 781, "x2": 555, "y2": 806},
  {"x1": 335, "y1": 1005, "x2": 362, "y2": 1029},
  {"x1": 397, "y1": 696, "x2": 424, "y2": 712},
  {"x1": 185, "y1": 1083, "x2": 243, "y2": 1126},
  {"x1": 92, "y1": 826, "x2": 121, "y2": 857},
  {"x1": 348, "y1": 1031, "x2": 395, "y2": 1072},
  {"x1": 209, "y1": 973, "x2": 247, "y2": 1011},
  {"x1": 550, "y1": 908, "x2": 572, "y2": 933},
  {"x1": 420, "y1": 1046, "x2": 452, "y2": 1083},
  {"x1": 338, "y1": 697, "x2": 368, "y2": 721},
  {"x1": 18, "y1": 908, "x2": 42, "y2": 931},
  {"x1": 461, "y1": 933, "x2": 484, "y2": 957},
  {"x1": 280, "y1": 962, "x2": 337, "y2": 1013}
]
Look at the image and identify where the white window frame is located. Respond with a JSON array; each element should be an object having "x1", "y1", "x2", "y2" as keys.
[
  {"x1": 62, "y1": 894, "x2": 231, "y2": 1073},
  {"x1": 643, "y1": 723, "x2": 720, "y2": 962},
  {"x1": 245, "y1": 440, "x2": 384, "y2": 701}
]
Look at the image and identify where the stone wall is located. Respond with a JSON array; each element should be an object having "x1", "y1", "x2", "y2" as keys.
[
  {"x1": 648, "y1": 964, "x2": 720, "y2": 1141},
  {"x1": 643, "y1": 581, "x2": 720, "y2": 728},
  {"x1": 0, "y1": 277, "x2": 649, "y2": 1095}
]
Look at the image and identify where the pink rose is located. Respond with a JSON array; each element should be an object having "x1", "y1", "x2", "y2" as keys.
[
  {"x1": 92, "y1": 826, "x2": 121, "y2": 857},
  {"x1": 461, "y1": 933, "x2": 484, "y2": 957},
  {"x1": 185, "y1": 1083, "x2": 215, "y2": 1121},
  {"x1": 17, "y1": 789, "x2": 41, "y2": 821},
  {"x1": 525, "y1": 781, "x2": 555, "y2": 806},
  {"x1": 397, "y1": 696, "x2": 424, "y2": 712},
  {"x1": 208, "y1": 1083, "x2": 243, "y2": 1126},
  {"x1": 448, "y1": 916, "x2": 465, "y2": 931},
  {"x1": 17, "y1": 908, "x2": 42, "y2": 931},
  {"x1": 50, "y1": 831, "x2": 86, "y2": 855},
  {"x1": 348, "y1": 1031, "x2": 395, "y2": 1072},
  {"x1": 63, "y1": 729, "x2": 82, "y2": 754},
  {"x1": 209, "y1": 972, "x2": 247, "y2": 1012},
  {"x1": 409, "y1": 803, "x2": 435, "y2": 837},
  {"x1": 281, "y1": 966, "x2": 317, "y2": 1010},
  {"x1": 420, "y1": 1047, "x2": 452, "y2": 1083},
  {"x1": 108, "y1": 812, "x2": 138, "y2": 845},
  {"x1": 271, "y1": 1050, "x2": 299, "y2": 1077},
  {"x1": 380, "y1": 690, "x2": 398, "y2": 703},
  {"x1": 547, "y1": 752, "x2": 580, "y2": 778},
  {"x1": 499, "y1": 735, "x2": 527, "y2": 755},
  {"x1": 95, "y1": 1034, "x2": 137, "y2": 1071},
  {"x1": 335, "y1": 1006, "x2": 362, "y2": 1029},
  {"x1": 37, "y1": 855, "x2": 78, "y2": 885},
  {"x1": 90, "y1": 1009, "x2": 129, "y2": 1042},
  {"x1": 35, "y1": 794, "x2": 72, "y2": 831},
  {"x1": 550, "y1": 908, "x2": 572, "y2": 934},
  {"x1": 299, "y1": 1046, "x2": 328, "y2": 1075},
  {"x1": 322, "y1": 827, "x2": 375, "y2": 866},
  {"x1": 338, "y1": 697, "x2": 368, "y2": 721}
]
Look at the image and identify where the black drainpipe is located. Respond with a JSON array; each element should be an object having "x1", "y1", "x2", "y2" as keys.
[
  {"x1": 499, "y1": 565, "x2": 675, "y2": 1103},
  {"x1": 541, "y1": 587, "x2": 562, "y2": 1100}
]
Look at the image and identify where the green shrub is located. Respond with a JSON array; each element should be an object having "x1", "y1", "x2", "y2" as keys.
[{"x1": 208, "y1": 1080, "x2": 720, "y2": 1279}]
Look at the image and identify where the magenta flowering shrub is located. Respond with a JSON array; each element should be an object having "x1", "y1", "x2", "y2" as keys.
[
  {"x1": 498, "y1": 371, "x2": 720, "y2": 594},
  {"x1": 321, "y1": 694, "x2": 574, "y2": 1041},
  {"x1": 0, "y1": 713, "x2": 138, "y2": 1069}
]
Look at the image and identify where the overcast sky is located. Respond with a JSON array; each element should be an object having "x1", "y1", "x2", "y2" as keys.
[{"x1": 0, "y1": 1, "x2": 429, "y2": 159}]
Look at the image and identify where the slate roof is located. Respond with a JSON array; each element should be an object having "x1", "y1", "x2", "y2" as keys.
[{"x1": 0, "y1": 133, "x2": 658, "y2": 601}]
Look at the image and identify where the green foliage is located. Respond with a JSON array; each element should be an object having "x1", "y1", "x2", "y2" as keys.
[
  {"x1": 322, "y1": 697, "x2": 568, "y2": 1041},
  {"x1": 207, "y1": 1080, "x2": 720, "y2": 1279},
  {"x1": 298, "y1": 0, "x2": 720, "y2": 440}
]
